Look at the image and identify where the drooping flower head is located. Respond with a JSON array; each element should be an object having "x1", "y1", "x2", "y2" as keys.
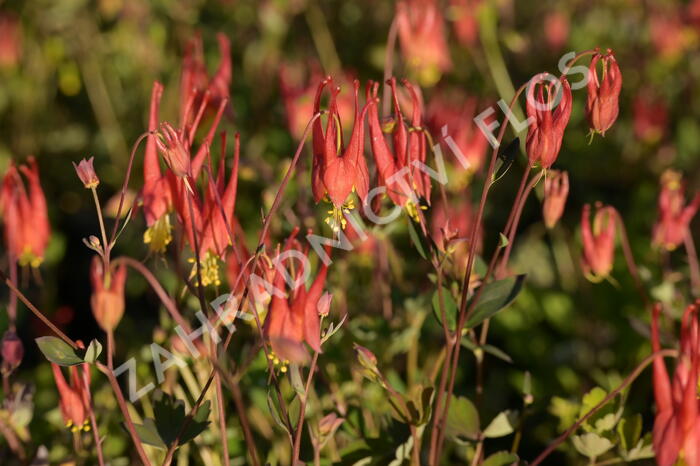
[
  {"x1": 651, "y1": 302, "x2": 700, "y2": 466},
  {"x1": 450, "y1": 0, "x2": 482, "y2": 47},
  {"x1": 263, "y1": 229, "x2": 330, "y2": 368},
  {"x1": 525, "y1": 73, "x2": 572, "y2": 169},
  {"x1": 0, "y1": 157, "x2": 51, "y2": 268},
  {"x1": 311, "y1": 77, "x2": 370, "y2": 231},
  {"x1": 586, "y1": 49, "x2": 622, "y2": 136},
  {"x1": 580, "y1": 203, "x2": 617, "y2": 281},
  {"x1": 396, "y1": 0, "x2": 452, "y2": 86},
  {"x1": 366, "y1": 78, "x2": 431, "y2": 219},
  {"x1": 652, "y1": 169, "x2": 700, "y2": 251},
  {"x1": 542, "y1": 170, "x2": 569, "y2": 229},
  {"x1": 51, "y1": 361, "x2": 91, "y2": 433},
  {"x1": 427, "y1": 89, "x2": 489, "y2": 179}
]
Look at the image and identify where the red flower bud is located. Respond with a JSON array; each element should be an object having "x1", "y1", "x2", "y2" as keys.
[
  {"x1": 525, "y1": 74, "x2": 572, "y2": 168},
  {"x1": 652, "y1": 170, "x2": 700, "y2": 251},
  {"x1": 89, "y1": 256, "x2": 127, "y2": 332},
  {"x1": 1, "y1": 331, "x2": 23, "y2": 371},
  {"x1": 396, "y1": 0, "x2": 451, "y2": 86},
  {"x1": 586, "y1": 50, "x2": 622, "y2": 135},
  {"x1": 157, "y1": 122, "x2": 192, "y2": 178},
  {"x1": 580, "y1": 203, "x2": 616, "y2": 280},
  {"x1": 542, "y1": 170, "x2": 569, "y2": 229},
  {"x1": 72, "y1": 157, "x2": 100, "y2": 189}
]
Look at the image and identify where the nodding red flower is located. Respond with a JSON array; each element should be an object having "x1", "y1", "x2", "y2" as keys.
[
  {"x1": 0, "y1": 14, "x2": 21, "y2": 68},
  {"x1": 580, "y1": 203, "x2": 617, "y2": 281},
  {"x1": 72, "y1": 157, "x2": 100, "y2": 189},
  {"x1": 180, "y1": 32, "x2": 232, "y2": 122},
  {"x1": 51, "y1": 361, "x2": 92, "y2": 432},
  {"x1": 525, "y1": 74, "x2": 572, "y2": 169},
  {"x1": 427, "y1": 90, "x2": 489, "y2": 176},
  {"x1": 170, "y1": 133, "x2": 241, "y2": 287},
  {"x1": 396, "y1": 0, "x2": 451, "y2": 86},
  {"x1": 586, "y1": 50, "x2": 622, "y2": 136},
  {"x1": 543, "y1": 11, "x2": 569, "y2": 51},
  {"x1": 142, "y1": 81, "x2": 174, "y2": 253},
  {"x1": 652, "y1": 170, "x2": 700, "y2": 251},
  {"x1": 450, "y1": 0, "x2": 481, "y2": 47},
  {"x1": 651, "y1": 302, "x2": 700, "y2": 466},
  {"x1": 543, "y1": 170, "x2": 569, "y2": 229},
  {"x1": 633, "y1": 92, "x2": 667, "y2": 144},
  {"x1": 367, "y1": 78, "x2": 430, "y2": 216},
  {"x1": 263, "y1": 229, "x2": 330, "y2": 367},
  {"x1": 89, "y1": 256, "x2": 127, "y2": 333},
  {"x1": 311, "y1": 78, "x2": 370, "y2": 231},
  {"x1": 0, "y1": 157, "x2": 51, "y2": 268}
]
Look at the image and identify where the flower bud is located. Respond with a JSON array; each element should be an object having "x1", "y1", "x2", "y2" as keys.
[
  {"x1": 89, "y1": 256, "x2": 127, "y2": 332},
  {"x1": 542, "y1": 170, "x2": 569, "y2": 229},
  {"x1": 72, "y1": 157, "x2": 100, "y2": 189},
  {"x1": 1, "y1": 331, "x2": 23, "y2": 371},
  {"x1": 586, "y1": 50, "x2": 622, "y2": 135},
  {"x1": 156, "y1": 123, "x2": 191, "y2": 178},
  {"x1": 580, "y1": 203, "x2": 617, "y2": 281}
]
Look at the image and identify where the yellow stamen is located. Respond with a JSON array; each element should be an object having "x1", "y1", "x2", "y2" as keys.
[
  {"x1": 143, "y1": 214, "x2": 173, "y2": 253},
  {"x1": 188, "y1": 251, "x2": 222, "y2": 287}
]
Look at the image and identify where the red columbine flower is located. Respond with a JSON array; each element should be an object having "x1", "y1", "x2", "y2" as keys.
[
  {"x1": 311, "y1": 78, "x2": 370, "y2": 231},
  {"x1": 180, "y1": 32, "x2": 232, "y2": 122},
  {"x1": 142, "y1": 81, "x2": 174, "y2": 253},
  {"x1": 633, "y1": 92, "x2": 667, "y2": 144},
  {"x1": 89, "y1": 256, "x2": 127, "y2": 333},
  {"x1": 427, "y1": 90, "x2": 489, "y2": 178},
  {"x1": 450, "y1": 0, "x2": 481, "y2": 47},
  {"x1": 651, "y1": 302, "x2": 700, "y2": 466},
  {"x1": 525, "y1": 74, "x2": 572, "y2": 169},
  {"x1": 652, "y1": 170, "x2": 700, "y2": 251},
  {"x1": 543, "y1": 170, "x2": 569, "y2": 229},
  {"x1": 580, "y1": 203, "x2": 617, "y2": 281},
  {"x1": 0, "y1": 14, "x2": 21, "y2": 68},
  {"x1": 72, "y1": 157, "x2": 100, "y2": 189},
  {"x1": 586, "y1": 49, "x2": 622, "y2": 136},
  {"x1": 51, "y1": 362, "x2": 91, "y2": 432},
  {"x1": 263, "y1": 229, "x2": 330, "y2": 367},
  {"x1": 0, "y1": 157, "x2": 51, "y2": 268},
  {"x1": 396, "y1": 0, "x2": 451, "y2": 86},
  {"x1": 367, "y1": 78, "x2": 431, "y2": 217},
  {"x1": 544, "y1": 11, "x2": 569, "y2": 51}
]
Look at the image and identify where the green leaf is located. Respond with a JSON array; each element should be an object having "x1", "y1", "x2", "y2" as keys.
[
  {"x1": 466, "y1": 275, "x2": 526, "y2": 328},
  {"x1": 579, "y1": 387, "x2": 622, "y2": 433},
  {"x1": 460, "y1": 338, "x2": 513, "y2": 364},
  {"x1": 432, "y1": 287, "x2": 458, "y2": 332},
  {"x1": 267, "y1": 390, "x2": 288, "y2": 433},
  {"x1": 406, "y1": 217, "x2": 429, "y2": 260},
  {"x1": 498, "y1": 233, "x2": 509, "y2": 248},
  {"x1": 571, "y1": 432, "x2": 615, "y2": 459},
  {"x1": 132, "y1": 391, "x2": 210, "y2": 450},
  {"x1": 617, "y1": 414, "x2": 642, "y2": 453},
  {"x1": 405, "y1": 385, "x2": 434, "y2": 426},
  {"x1": 482, "y1": 451, "x2": 519, "y2": 466},
  {"x1": 289, "y1": 363, "x2": 306, "y2": 398},
  {"x1": 445, "y1": 395, "x2": 480, "y2": 443},
  {"x1": 83, "y1": 339, "x2": 102, "y2": 363},
  {"x1": 483, "y1": 410, "x2": 517, "y2": 438},
  {"x1": 35, "y1": 336, "x2": 83, "y2": 366}
]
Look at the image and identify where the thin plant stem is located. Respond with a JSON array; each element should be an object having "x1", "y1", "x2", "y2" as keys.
[
  {"x1": 292, "y1": 352, "x2": 320, "y2": 464},
  {"x1": 88, "y1": 404, "x2": 106, "y2": 466},
  {"x1": 684, "y1": 229, "x2": 700, "y2": 295},
  {"x1": 96, "y1": 361, "x2": 153, "y2": 466},
  {"x1": 91, "y1": 186, "x2": 110, "y2": 267},
  {"x1": 530, "y1": 349, "x2": 677, "y2": 465},
  {"x1": 382, "y1": 17, "x2": 398, "y2": 117},
  {"x1": 433, "y1": 83, "x2": 529, "y2": 462},
  {"x1": 613, "y1": 210, "x2": 649, "y2": 307},
  {"x1": 0, "y1": 269, "x2": 78, "y2": 350}
]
